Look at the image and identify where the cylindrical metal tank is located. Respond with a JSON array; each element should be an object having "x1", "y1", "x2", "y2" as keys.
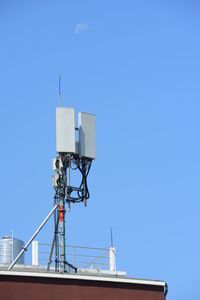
[{"x1": 0, "y1": 236, "x2": 24, "y2": 265}]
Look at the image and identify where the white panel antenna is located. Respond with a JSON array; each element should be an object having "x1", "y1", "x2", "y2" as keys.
[{"x1": 56, "y1": 107, "x2": 76, "y2": 153}]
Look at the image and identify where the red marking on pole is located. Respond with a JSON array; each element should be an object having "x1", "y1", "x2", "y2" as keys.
[{"x1": 60, "y1": 206, "x2": 64, "y2": 222}]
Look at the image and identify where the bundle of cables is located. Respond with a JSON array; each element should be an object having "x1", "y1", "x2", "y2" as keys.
[
  {"x1": 54, "y1": 154, "x2": 92, "y2": 204},
  {"x1": 69, "y1": 157, "x2": 92, "y2": 203}
]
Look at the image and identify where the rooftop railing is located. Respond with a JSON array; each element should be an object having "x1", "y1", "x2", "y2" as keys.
[{"x1": 33, "y1": 242, "x2": 116, "y2": 272}]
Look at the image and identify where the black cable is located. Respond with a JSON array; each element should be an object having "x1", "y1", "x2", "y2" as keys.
[{"x1": 63, "y1": 157, "x2": 92, "y2": 204}]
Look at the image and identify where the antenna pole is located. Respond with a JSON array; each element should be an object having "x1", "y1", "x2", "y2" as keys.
[
  {"x1": 59, "y1": 158, "x2": 66, "y2": 273},
  {"x1": 110, "y1": 227, "x2": 113, "y2": 247},
  {"x1": 59, "y1": 75, "x2": 61, "y2": 107},
  {"x1": 11, "y1": 229, "x2": 14, "y2": 263}
]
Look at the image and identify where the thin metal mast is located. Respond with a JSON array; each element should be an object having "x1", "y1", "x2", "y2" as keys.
[
  {"x1": 58, "y1": 75, "x2": 66, "y2": 272},
  {"x1": 110, "y1": 227, "x2": 113, "y2": 248},
  {"x1": 59, "y1": 163, "x2": 66, "y2": 273},
  {"x1": 54, "y1": 201, "x2": 59, "y2": 272},
  {"x1": 59, "y1": 75, "x2": 61, "y2": 107}
]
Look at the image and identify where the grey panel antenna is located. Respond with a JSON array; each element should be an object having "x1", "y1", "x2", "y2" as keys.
[{"x1": 78, "y1": 112, "x2": 96, "y2": 159}]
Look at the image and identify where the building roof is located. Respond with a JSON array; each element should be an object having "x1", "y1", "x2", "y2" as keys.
[{"x1": 0, "y1": 267, "x2": 166, "y2": 288}]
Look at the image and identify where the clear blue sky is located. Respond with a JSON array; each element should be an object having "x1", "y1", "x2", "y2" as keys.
[{"x1": 0, "y1": 1, "x2": 200, "y2": 299}]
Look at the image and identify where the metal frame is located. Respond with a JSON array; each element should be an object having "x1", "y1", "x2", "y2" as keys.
[
  {"x1": 8, "y1": 204, "x2": 58, "y2": 270},
  {"x1": 8, "y1": 153, "x2": 93, "y2": 273},
  {"x1": 38, "y1": 243, "x2": 110, "y2": 270},
  {"x1": 50, "y1": 153, "x2": 92, "y2": 273}
]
